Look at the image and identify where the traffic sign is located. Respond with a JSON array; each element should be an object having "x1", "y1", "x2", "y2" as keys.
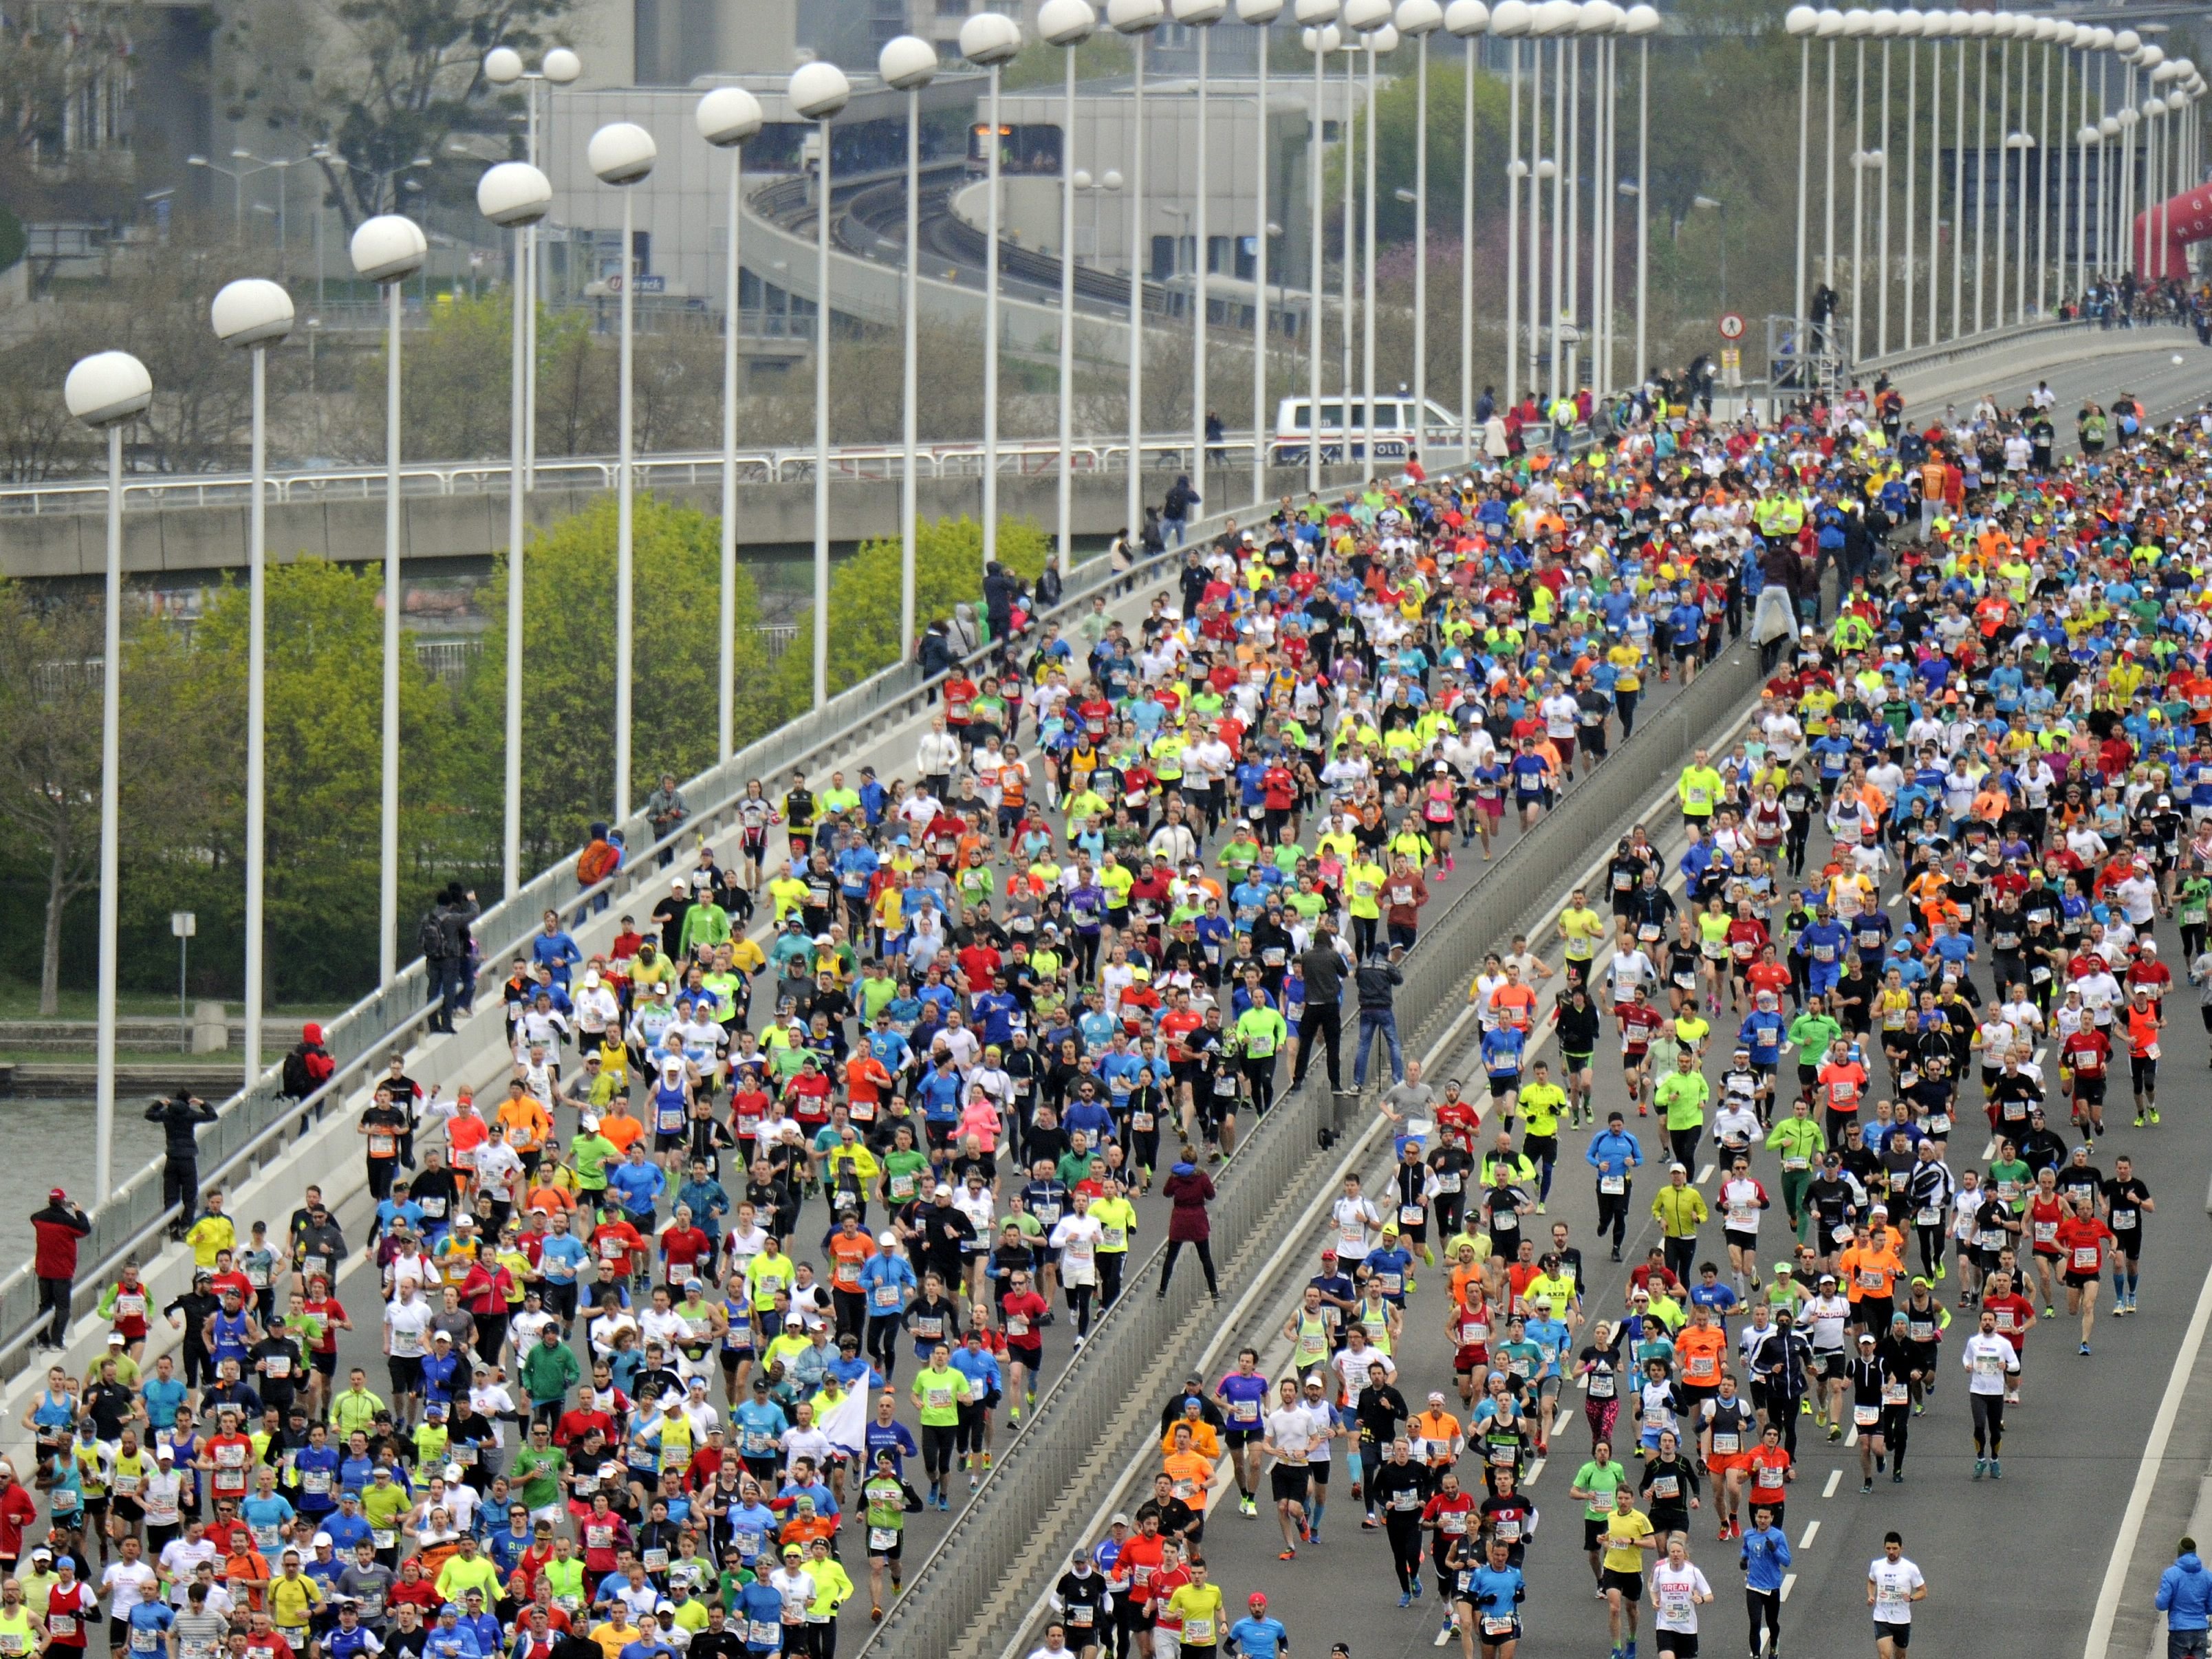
[{"x1": 1718, "y1": 312, "x2": 1746, "y2": 341}]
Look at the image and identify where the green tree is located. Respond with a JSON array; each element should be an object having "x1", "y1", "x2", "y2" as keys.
[
  {"x1": 0, "y1": 579, "x2": 210, "y2": 1012},
  {"x1": 459, "y1": 493, "x2": 775, "y2": 867},
  {"x1": 771, "y1": 516, "x2": 1049, "y2": 708},
  {"x1": 160, "y1": 559, "x2": 471, "y2": 1003}
]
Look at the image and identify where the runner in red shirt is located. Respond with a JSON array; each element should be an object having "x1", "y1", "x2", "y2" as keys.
[
  {"x1": 2055, "y1": 1201, "x2": 2115, "y2": 1356},
  {"x1": 199, "y1": 1408, "x2": 257, "y2": 1505},
  {"x1": 1977, "y1": 1270, "x2": 2037, "y2": 1406},
  {"x1": 1616, "y1": 991, "x2": 1667, "y2": 1116},
  {"x1": 2060, "y1": 1023, "x2": 2111, "y2": 1137},
  {"x1": 2024, "y1": 1180, "x2": 2068, "y2": 1316},
  {"x1": 1743, "y1": 1425, "x2": 1792, "y2": 1530}
]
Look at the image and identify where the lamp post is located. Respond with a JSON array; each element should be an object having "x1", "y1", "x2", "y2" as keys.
[
  {"x1": 1871, "y1": 11, "x2": 1894, "y2": 358},
  {"x1": 587, "y1": 122, "x2": 657, "y2": 816},
  {"x1": 1037, "y1": 3, "x2": 1091, "y2": 578},
  {"x1": 1993, "y1": 17, "x2": 2016, "y2": 330},
  {"x1": 484, "y1": 45, "x2": 583, "y2": 493},
  {"x1": 1493, "y1": 1, "x2": 1529, "y2": 412},
  {"x1": 789, "y1": 63, "x2": 852, "y2": 710},
  {"x1": 1899, "y1": 8, "x2": 1923, "y2": 351},
  {"x1": 1109, "y1": 0, "x2": 1164, "y2": 538},
  {"x1": 1819, "y1": 8, "x2": 1843, "y2": 304},
  {"x1": 1843, "y1": 8, "x2": 1869, "y2": 365},
  {"x1": 877, "y1": 43, "x2": 940, "y2": 631},
  {"x1": 475, "y1": 162, "x2": 554, "y2": 899},
  {"x1": 1396, "y1": 0, "x2": 1442, "y2": 462},
  {"x1": 2006, "y1": 128, "x2": 2035, "y2": 324},
  {"x1": 1627, "y1": 3, "x2": 1656, "y2": 386},
  {"x1": 63, "y1": 350, "x2": 151, "y2": 1202},
  {"x1": 209, "y1": 281, "x2": 293, "y2": 1086},
  {"x1": 962, "y1": 11, "x2": 1023, "y2": 572},
  {"x1": 1298, "y1": 2, "x2": 1340, "y2": 495},
  {"x1": 1349, "y1": 7, "x2": 1395, "y2": 481},
  {"x1": 1241, "y1": 0, "x2": 1284, "y2": 501},
  {"x1": 1173, "y1": 0, "x2": 1225, "y2": 501},
  {"x1": 1447, "y1": 1, "x2": 1490, "y2": 459},
  {"x1": 348, "y1": 215, "x2": 427, "y2": 986},
  {"x1": 695, "y1": 89, "x2": 765, "y2": 768},
  {"x1": 1787, "y1": 8, "x2": 1817, "y2": 368}
]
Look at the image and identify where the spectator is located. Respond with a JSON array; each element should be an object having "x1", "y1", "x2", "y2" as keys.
[
  {"x1": 144, "y1": 1088, "x2": 217, "y2": 1234},
  {"x1": 1156, "y1": 1151, "x2": 1218, "y2": 1302},
  {"x1": 30, "y1": 1188, "x2": 90, "y2": 1351}
]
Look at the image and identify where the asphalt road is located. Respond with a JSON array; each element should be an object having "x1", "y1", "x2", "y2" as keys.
[
  {"x1": 1894, "y1": 327, "x2": 2212, "y2": 434},
  {"x1": 1145, "y1": 800, "x2": 2212, "y2": 1659}
]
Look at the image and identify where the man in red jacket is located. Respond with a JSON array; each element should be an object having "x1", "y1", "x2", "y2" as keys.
[{"x1": 31, "y1": 1187, "x2": 91, "y2": 1350}]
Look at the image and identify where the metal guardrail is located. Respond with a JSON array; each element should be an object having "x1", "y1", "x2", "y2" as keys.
[
  {"x1": 0, "y1": 437, "x2": 1267, "y2": 517},
  {"x1": 860, "y1": 629, "x2": 1768, "y2": 1659},
  {"x1": 1855, "y1": 315, "x2": 2194, "y2": 382},
  {"x1": 0, "y1": 477, "x2": 1320, "y2": 1378}
]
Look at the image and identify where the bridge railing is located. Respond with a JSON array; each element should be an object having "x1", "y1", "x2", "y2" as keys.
[{"x1": 0, "y1": 437, "x2": 1268, "y2": 517}]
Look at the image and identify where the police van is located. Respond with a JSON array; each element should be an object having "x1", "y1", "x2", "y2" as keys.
[{"x1": 1270, "y1": 394, "x2": 1462, "y2": 466}]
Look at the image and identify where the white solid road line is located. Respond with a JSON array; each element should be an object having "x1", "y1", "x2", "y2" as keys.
[
  {"x1": 1799, "y1": 1519, "x2": 1819, "y2": 1549},
  {"x1": 1780, "y1": 1572, "x2": 1797, "y2": 1602},
  {"x1": 1823, "y1": 1468, "x2": 1843, "y2": 1499},
  {"x1": 1696, "y1": 1164, "x2": 1715, "y2": 1184},
  {"x1": 2081, "y1": 1261, "x2": 2212, "y2": 1659}
]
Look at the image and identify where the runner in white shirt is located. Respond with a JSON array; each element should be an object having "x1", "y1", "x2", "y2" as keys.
[
  {"x1": 1260, "y1": 1377, "x2": 1320, "y2": 1558},
  {"x1": 1330, "y1": 1178, "x2": 1382, "y2": 1263},
  {"x1": 1960, "y1": 1310, "x2": 2020, "y2": 1477},
  {"x1": 101, "y1": 1548, "x2": 160, "y2": 1617},
  {"x1": 1648, "y1": 1535, "x2": 1713, "y2": 1658},
  {"x1": 1866, "y1": 1534, "x2": 1927, "y2": 1659}
]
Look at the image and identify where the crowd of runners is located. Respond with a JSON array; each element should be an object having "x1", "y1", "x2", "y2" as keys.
[{"x1": 6, "y1": 373, "x2": 2209, "y2": 1659}]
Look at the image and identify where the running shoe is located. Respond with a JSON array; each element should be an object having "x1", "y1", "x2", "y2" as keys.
[
  {"x1": 1398, "y1": 1592, "x2": 1413, "y2": 1609},
  {"x1": 2134, "y1": 1115, "x2": 2145, "y2": 1128},
  {"x1": 2080, "y1": 1342, "x2": 2092, "y2": 1356},
  {"x1": 1972, "y1": 1459, "x2": 1986, "y2": 1479},
  {"x1": 2150, "y1": 1108, "x2": 2162, "y2": 1124},
  {"x1": 1991, "y1": 1459, "x2": 2002, "y2": 1479},
  {"x1": 1240, "y1": 1497, "x2": 1257, "y2": 1517},
  {"x1": 1279, "y1": 1550, "x2": 1297, "y2": 1561}
]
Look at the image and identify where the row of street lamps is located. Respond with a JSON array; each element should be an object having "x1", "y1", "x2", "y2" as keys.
[{"x1": 1785, "y1": 6, "x2": 2206, "y2": 370}]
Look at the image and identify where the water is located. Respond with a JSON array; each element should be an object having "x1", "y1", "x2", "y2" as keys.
[{"x1": 0, "y1": 1099, "x2": 166, "y2": 1266}]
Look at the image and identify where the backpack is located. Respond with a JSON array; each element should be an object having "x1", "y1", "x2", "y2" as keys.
[
  {"x1": 281, "y1": 1049, "x2": 316, "y2": 1099},
  {"x1": 577, "y1": 841, "x2": 619, "y2": 886},
  {"x1": 415, "y1": 909, "x2": 446, "y2": 962}
]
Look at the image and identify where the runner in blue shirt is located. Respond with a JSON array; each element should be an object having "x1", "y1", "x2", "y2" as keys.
[
  {"x1": 1224, "y1": 1595, "x2": 1289, "y2": 1659},
  {"x1": 1214, "y1": 1350, "x2": 1272, "y2": 1518},
  {"x1": 1459, "y1": 1538, "x2": 1528, "y2": 1654},
  {"x1": 1739, "y1": 1501, "x2": 1793, "y2": 1657}
]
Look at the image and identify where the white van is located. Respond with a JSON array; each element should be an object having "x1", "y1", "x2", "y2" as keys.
[{"x1": 1271, "y1": 394, "x2": 1461, "y2": 466}]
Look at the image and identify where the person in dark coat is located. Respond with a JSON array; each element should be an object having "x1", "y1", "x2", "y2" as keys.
[
  {"x1": 30, "y1": 1189, "x2": 91, "y2": 1349},
  {"x1": 1157, "y1": 1154, "x2": 1219, "y2": 1301},
  {"x1": 982, "y1": 560, "x2": 1018, "y2": 640},
  {"x1": 145, "y1": 1089, "x2": 219, "y2": 1237}
]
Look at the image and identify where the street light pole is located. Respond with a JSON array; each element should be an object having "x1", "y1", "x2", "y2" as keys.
[
  {"x1": 63, "y1": 349, "x2": 152, "y2": 1202},
  {"x1": 1109, "y1": 0, "x2": 1164, "y2": 539},
  {"x1": 1175, "y1": 0, "x2": 1224, "y2": 503},
  {"x1": 1243, "y1": 0, "x2": 1285, "y2": 503},
  {"x1": 486, "y1": 47, "x2": 582, "y2": 496},
  {"x1": 1496, "y1": 1, "x2": 1529, "y2": 413},
  {"x1": 1449, "y1": 1, "x2": 1491, "y2": 458},
  {"x1": 790, "y1": 64, "x2": 852, "y2": 710},
  {"x1": 1400, "y1": 0, "x2": 1444, "y2": 464},
  {"x1": 1631, "y1": 3, "x2": 1653, "y2": 385},
  {"x1": 695, "y1": 89, "x2": 764, "y2": 769},
  {"x1": 1299, "y1": 2, "x2": 1339, "y2": 495},
  {"x1": 587, "y1": 122, "x2": 658, "y2": 817},
  {"x1": 1037, "y1": 6, "x2": 1089, "y2": 576},
  {"x1": 962, "y1": 12, "x2": 1023, "y2": 572},
  {"x1": 348, "y1": 215, "x2": 426, "y2": 985},
  {"x1": 211, "y1": 281, "x2": 294, "y2": 1085},
  {"x1": 1788, "y1": 11, "x2": 1814, "y2": 363}
]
